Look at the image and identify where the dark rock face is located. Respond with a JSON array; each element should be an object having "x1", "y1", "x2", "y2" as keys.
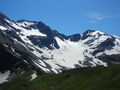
[
  {"x1": 98, "y1": 37, "x2": 115, "y2": 49},
  {"x1": 27, "y1": 35, "x2": 59, "y2": 49},
  {"x1": 35, "y1": 22, "x2": 47, "y2": 30},
  {"x1": 52, "y1": 30, "x2": 68, "y2": 40},
  {"x1": 98, "y1": 54, "x2": 120, "y2": 65},
  {"x1": 0, "y1": 44, "x2": 28, "y2": 72},
  {"x1": 26, "y1": 26, "x2": 60, "y2": 49},
  {"x1": 92, "y1": 37, "x2": 115, "y2": 56},
  {"x1": 68, "y1": 34, "x2": 81, "y2": 42},
  {"x1": 2, "y1": 30, "x2": 23, "y2": 43},
  {"x1": 82, "y1": 30, "x2": 95, "y2": 40}
]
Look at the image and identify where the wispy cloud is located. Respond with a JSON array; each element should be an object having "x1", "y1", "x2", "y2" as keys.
[
  {"x1": 86, "y1": 12, "x2": 120, "y2": 24},
  {"x1": 87, "y1": 12, "x2": 110, "y2": 20},
  {"x1": 90, "y1": 20, "x2": 97, "y2": 24}
]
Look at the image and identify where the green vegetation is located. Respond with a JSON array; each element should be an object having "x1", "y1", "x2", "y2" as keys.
[{"x1": 1, "y1": 65, "x2": 120, "y2": 90}]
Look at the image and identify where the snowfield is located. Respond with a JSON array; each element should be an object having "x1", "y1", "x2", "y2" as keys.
[{"x1": 0, "y1": 71, "x2": 10, "y2": 84}]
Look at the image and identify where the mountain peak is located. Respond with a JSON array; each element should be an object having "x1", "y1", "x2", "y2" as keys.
[
  {"x1": 82, "y1": 30, "x2": 106, "y2": 40},
  {"x1": 84, "y1": 30, "x2": 105, "y2": 35},
  {"x1": 0, "y1": 12, "x2": 9, "y2": 20}
]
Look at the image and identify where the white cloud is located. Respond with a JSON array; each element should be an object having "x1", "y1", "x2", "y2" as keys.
[
  {"x1": 87, "y1": 12, "x2": 111, "y2": 21},
  {"x1": 86, "y1": 12, "x2": 120, "y2": 24},
  {"x1": 90, "y1": 20, "x2": 97, "y2": 24}
]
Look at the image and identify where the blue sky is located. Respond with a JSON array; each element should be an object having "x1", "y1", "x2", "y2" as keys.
[{"x1": 0, "y1": 0, "x2": 120, "y2": 36}]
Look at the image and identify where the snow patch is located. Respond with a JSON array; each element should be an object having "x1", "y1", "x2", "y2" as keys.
[
  {"x1": 20, "y1": 28, "x2": 47, "y2": 37},
  {"x1": 30, "y1": 71, "x2": 37, "y2": 81},
  {"x1": 0, "y1": 71, "x2": 10, "y2": 84},
  {"x1": 0, "y1": 26, "x2": 7, "y2": 30}
]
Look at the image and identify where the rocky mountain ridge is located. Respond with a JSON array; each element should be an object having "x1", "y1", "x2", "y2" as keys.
[{"x1": 0, "y1": 12, "x2": 120, "y2": 83}]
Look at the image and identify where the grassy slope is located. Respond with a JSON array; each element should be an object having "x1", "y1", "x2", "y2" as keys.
[{"x1": 0, "y1": 65, "x2": 120, "y2": 90}]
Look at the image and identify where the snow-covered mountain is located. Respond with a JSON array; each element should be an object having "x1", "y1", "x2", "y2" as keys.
[{"x1": 0, "y1": 12, "x2": 120, "y2": 83}]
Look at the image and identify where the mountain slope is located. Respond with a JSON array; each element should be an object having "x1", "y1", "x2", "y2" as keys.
[
  {"x1": 0, "y1": 64, "x2": 120, "y2": 90},
  {"x1": 0, "y1": 12, "x2": 120, "y2": 83}
]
